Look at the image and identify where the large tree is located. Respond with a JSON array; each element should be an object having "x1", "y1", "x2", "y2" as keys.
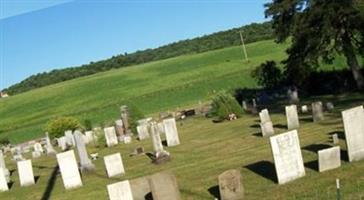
[{"x1": 265, "y1": 0, "x2": 364, "y2": 89}]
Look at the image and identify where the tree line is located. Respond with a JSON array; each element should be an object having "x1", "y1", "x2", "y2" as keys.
[{"x1": 4, "y1": 22, "x2": 273, "y2": 95}]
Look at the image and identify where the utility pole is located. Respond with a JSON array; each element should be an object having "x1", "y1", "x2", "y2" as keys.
[{"x1": 239, "y1": 30, "x2": 249, "y2": 62}]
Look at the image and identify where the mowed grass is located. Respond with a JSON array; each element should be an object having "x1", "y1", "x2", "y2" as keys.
[{"x1": 0, "y1": 93, "x2": 364, "y2": 199}]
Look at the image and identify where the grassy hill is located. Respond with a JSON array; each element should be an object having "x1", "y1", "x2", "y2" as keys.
[{"x1": 0, "y1": 93, "x2": 363, "y2": 199}]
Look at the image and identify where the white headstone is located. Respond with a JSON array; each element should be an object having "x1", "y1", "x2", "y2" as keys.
[
  {"x1": 312, "y1": 101, "x2": 324, "y2": 122},
  {"x1": 285, "y1": 105, "x2": 300, "y2": 130},
  {"x1": 32, "y1": 151, "x2": 41, "y2": 158},
  {"x1": 56, "y1": 150, "x2": 83, "y2": 189},
  {"x1": 58, "y1": 136, "x2": 67, "y2": 151},
  {"x1": 301, "y1": 105, "x2": 308, "y2": 113},
  {"x1": 115, "y1": 119, "x2": 124, "y2": 137},
  {"x1": 104, "y1": 127, "x2": 118, "y2": 147},
  {"x1": 0, "y1": 151, "x2": 10, "y2": 183},
  {"x1": 124, "y1": 136, "x2": 132, "y2": 144},
  {"x1": 342, "y1": 106, "x2": 364, "y2": 162},
  {"x1": 74, "y1": 131, "x2": 95, "y2": 171},
  {"x1": 85, "y1": 131, "x2": 95, "y2": 144},
  {"x1": 137, "y1": 124, "x2": 149, "y2": 140},
  {"x1": 163, "y1": 118, "x2": 180, "y2": 147},
  {"x1": 0, "y1": 169, "x2": 8, "y2": 192},
  {"x1": 318, "y1": 146, "x2": 341, "y2": 172},
  {"x1": 157, "y1": 122, "x2": 165, "y2": 134},
  {"x1": 332, "y1": 134, "x2": 339, "y2": 145},
  {"x1": 259, "y1": 109, "x2": 271, "y2": 124},
  {"x1": 104, "y1": 153, "x2": 125, "y2": 177},
  {"x1": 65, "y1": 130, "x2": 75, "y2": 146},
  {"x1": 260, "y1": 121, "x2": 274, "y2": 137},
  {"x1": 33, "y1": 143, "x2": 44, "y2": 154},
  {"x1": 17, "y1": 160, "x2": 35, "y2": 187},
  {"x1": 270, "y1": 130, "x2": 305, "y2": 184},
  {"x1": 107, "y1": 180, "x2": 134, "y2": 200},
  {"x1": 45, "y1": 132, "x2": 56, "y2": 155}
]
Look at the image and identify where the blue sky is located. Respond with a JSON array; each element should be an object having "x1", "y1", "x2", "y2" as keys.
[{"x1": 0, "y1": 0, "x2": 269, "y2": 90}]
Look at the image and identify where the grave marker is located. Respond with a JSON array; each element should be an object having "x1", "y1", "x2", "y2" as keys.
[
  {"x1": 104, "y1": 127, "x2": 118, "y2": 147},
  {"x1": 137, "y1": 124, "x2": 150, "y2": 140},
  {"x1": 104, "y1": 153, "x2": 125, "y2": 178},
  {"x1": 318, "y1": 146, "x2": 341, "y2": 172},
  {"x1": 56, "y1": 150, "x2": 83, "y2": 189},
  {"x1": 74, "y1": 131, "x2": 95, "y2": 172},
  {"x1": 218, "y1": 169, "x2": 244, "y2": 200},
  {"x1": 0, "y1": 151, "x2": 10, "y2": 183},
  {"x1": 107, "y1": 180, "x2": 134, "y2": 200},
  {"x1": 150, "y1": 122, "x2": 170, "y2": 164},
  {"x1": 17, "y1": 160, "x2": 35, "y2": 187},
  {"x1": 285, "y1": 105, "x2": 300, "y2": 130},
  {"x1": 259, "y1": 109, "x2": 271, "y2": 124},
  {"x1": 149, "y1": 171, "x2": 181, "y2": 200},
  {"x1": 260, "y1": 121, "x2": 274, "y2": 137},
  {"x1": 65, "y1": 130, "x2": 75, "y2": 146},
  {"x1": 0, "y1": 170, "x2": 8, "y2": 192},
  {"x1": 163, "y1": 118, "x2": 180, "y2": 147},
  {"x1": 312, "y1": 101, "x2": 324, "y2": 122}
]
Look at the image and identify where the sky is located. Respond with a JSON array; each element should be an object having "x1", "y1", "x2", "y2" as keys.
[{"x1": 0, "y1": 0, "x2": 270, "y2": 90}]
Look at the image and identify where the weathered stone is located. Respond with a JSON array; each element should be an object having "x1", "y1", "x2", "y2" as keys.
[
  {"x1": 287, "y1": 87, "x2": 299, "y2": 104},
  {"x1": 104, "y1": 153, "x2": 125, "y2": 177},
  {"x1": 58, "y1": 136, "x2": 67, "y2": 151},
  {"x1": 242, "y1": 101, "x2": 248, "y2": 111},
  {"x1": 163, "y1": 118, "x2": 180, "y2": 147},
  {"x1": 33, "y1": 143, "x2": 43, "y2": 154},
  {"x1": 301, "y1": 105, "x2": 308, "y2": 113},
  {"x1": 120, "y1": 105, "x2": 133, "y2": 135},
  {"x1": 65, "y1": 130, "x2": 75, "y2": 146},
  {"x1": 0, "y1": 151, "x2": 10, "y2": 183},
  {"x1": 0, "y1": 169, "x2": 8, "y2": 192},
  {"x1": 270, "y1": 130, "x2": 305, "y2": 184},
  {"x1": 107, "y1": 180, "x2": 134, "y2": 200},
  {"x1": 312, "y1": 101, "x2": 324, "y2": 122},
  {"x1": 260, "y1": 121, "x2": 274, "y2": 137},
  {"x1": 137, "y1": 124, "x2": 150, "y2": 140},
  {"x1": 104, "y1": 127, "x2": 118, "y2": 147},
  {"x1": 318, "y1": 146, "x2": 341, "y2": 172},
  {"x1": 259, "y1": 109, "x2": 271, "y2": 124},
  {"x1": 45, "y1": 132, "x2": 56, "y2": 155},
  {"x1": 74, "y1": 131, "x2": 95, "y2": 172},
  {"x1": 252, "y1": 98, "x2": 257, "y2": 108},
  {"x1": 218, "y1": 169, "x2": 244, "y2": 200},
  {"x1": 85, "y1": 131, "x2": 95, "y2": 144},
  {"x1": 157, "y1": 122, "x2": 165, "y2": 135},
  {"x1": 150, "y1": 122, "x2": 170, "y2": 164},
  {"x1": 326, "y1": 102, "x2": 334, "y2": 111},
  {"x1": 285, "y1": 105, "x2": 300, "y2": 130},
  {"x1": 115, "y1": 119, "x2": 125, "y2": 138},
  {"x1": 124, "y1": 135, "x2": 132, "y2": 144},
  {"x1": 130, "y1": 176, "x2": 151, "y2": 200},
  {"x1": 56, "y1": 150, "x2": 83, "y2": 189},
  {"x1": 149, "y1": 171, "x2": 181, "y2": 200},
  {"x1": 342, "y1": 106, "x2": 364, "y2": 162},
  {"x1": 17, "y1": 160, "x2": 35, "y2": 187},
  {"x1": 332, "y1": 134, "x2": 339, "y2": 145}
]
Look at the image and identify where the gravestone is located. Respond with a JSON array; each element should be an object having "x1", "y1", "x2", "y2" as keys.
[
  {"x1": 332, "y1": 134, "x2": 339, "y2": 145},
  {"x1": 45, "y1": 132, "x2": 56, "y2": 155},
  {"x1": 137, "y1": 118, "x2": 152, "y2": 125},
  {"x1": 137, "y1": 124, "x2": 150, "y2": 140},
  {"x1": 85, "y1": 131, "x2": 95, "y2": 144},
  {"x1": 104, "y1": 127, "x2": 118, "y2": 147},
  {"x1": 242, "y1": 101, "x2": 247, "y2": 111},
  {"x1": 326, "y1": 102, "x2": 334, "y2": 111},
  {"x1": 287, "y1": 87, "x2": 299, "y2": 104},
  {"x1": 301, "y1": 105, "x2": 308, "y2": 113},
  {"x1": 218, "y1": 169, "x2": 244, "y2": 200},
  {"x1": 65, "y1": 130, "x2": 75, "y2": 146},
  {"x1": 56, "y1": 150, "x2": 83, "y2": 189},
  {"x1": 285, "y1": 105, "x2": 300, "y2": 130},
  {"x1": 0, "y1": 151, "x2": 10, "y2": 183},
  {"x1": 74, "y1": 131, "x2": 95, "y2": 172},
  {"x1": 312, "y1": 101, "x2": 324, "y2": 122},
  {"x1": 150, "y1": 122, "x2": 170, "y2": 164},
  {"x1": 130, "y1": 176, "x2": 151, "y2": 200},
  {"x1": 124, "y1": 135, "x2": 132, "y2": 144},
  {"x1": 318, "y1": 146, "x2": 341, "y2": 172},
  {"x1": 33, "y1": 143, "x2": 44, "y2": 154},
  {"x1": 32, "y1": 151, "x2": 41, "y2": 158},
  {"x1": 120, "y1": 105, "x2": 133, "y2": 135},
  {"x1": 104, "y1": 153, "x2": 125, "y2": 177},
  {"x1": 0, "y1": 170, "x2": 8, "y2": 192},
  {"x1": 107, "y1": 180, "x2": 134, "y2": 200},
  {"x1": 270, "y1": 130, "x2": 305, "y2": 184},
  {"x1": 163, "y1": 118, "x2": 180, "y2": 147},
  {"x1": 157, "y1": 122, "x2": 165, "y2": 135},
  {"x1": 149, "y1": 171, "x2": 181, "y2": 200},
  {"x1": 17, "y1": 160, "x2": 35, "y2": 186},
  {"x1": 115, "y1": 119, "x2": 125, "y2": 139},
  {"x1": 252, "y1": 98, "x2": 257, "y2": 108},
  {"x1": 260, "y1": 121, "x2": 274, "y2": 137},
  {"x1": 259, "y1": 109, "x2": 271, "y2": 124},
  {"x1": 58, "y1": 136, "x2": 67, "y2": 151},
  {"x1": 342, "y1": 106, "x2": 364, "y2": 162}
]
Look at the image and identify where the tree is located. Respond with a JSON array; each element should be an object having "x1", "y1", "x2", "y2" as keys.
[
  {"x1": 251, "y1": 60, "x2": 282, "y2": 89},
  {"x1": 265, "y1": 0, "x2": 364, "y2": 89}
]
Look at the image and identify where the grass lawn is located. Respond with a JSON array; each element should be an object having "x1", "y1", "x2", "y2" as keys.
[{"x1": 0, "y1": 92, "x2": 364, "y2": 199}]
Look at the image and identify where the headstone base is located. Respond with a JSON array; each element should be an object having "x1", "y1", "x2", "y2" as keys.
[{"x1": 152, "y1": 152, "x2": 171, "y2": 165}]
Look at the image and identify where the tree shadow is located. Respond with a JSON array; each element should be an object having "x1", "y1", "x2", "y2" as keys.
[
  {"x1": 208, "y1": 185, "x2": 220, "y2": 199},
  {"x1": 40, "y1": 166, "x2": 59, "y2": 200},
  {"x1": 303, "y1": 144, "x2": 332, "y2": 153},
  {"x1": 273, "y1": 124, "x2": 287, "y2": 129},
  {"x1": 304, "y1": 160, "x2": 318, "y2": 171},
  {"x1": 244, "y1": 160, "x2": 277, "y2": 183}
]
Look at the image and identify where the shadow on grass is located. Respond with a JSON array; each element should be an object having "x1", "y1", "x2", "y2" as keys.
[
  {"x1": 208, "y1": 185, "x2": 220, "y2": 199},
  {"x1": 40, "y1": 166, "x2": 59, "y2": 200},
  {"x1": 35, "y1": 175, "x2": 40, "y2": 184},
  {"x1": 252, "y1": 132, "x2": 262, "y2": 137},
  {"x1": 305, "y1": 160, "x2": 318, "y2": 171},
  {"x1": 250, "y1": 124, "x2": 260, "y2": 128},
  {"x1": 244, "y1": 160, "x2": 277, "y2": 183},
  {"x1": 328, "y1": 131, "x2": 345, "y2": 140},
  {"x1": 300, "y1": 116, "x2": 313, "y2": 122},
  {"x1": 8, "y1": 181, "x2": 14, "y2": 189},
  {"x1": 273, "y1": 124, "x2": 287, "y2": 129},
  {"x1": 340, "y1": 149, "x2": 349, "y2": 162},
  {"x1": 303, "y1": 144, "x2": 332, "y2": 153}
]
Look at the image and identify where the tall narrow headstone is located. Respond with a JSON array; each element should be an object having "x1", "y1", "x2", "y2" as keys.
[
  {"x1": 0, "y1": 169, "x2": 8, "y2": 192},
  {"x1": 260, "y1": 121, "x2": 274, "y2": 137},
  {"x1": 120, "y1": 105, "x2": 133, "y2": 135},
  {"x1": 270, "y1": 130, "x2": 305, "y2": 184},
  {"x1": 342, "y1": 106, "x2": 364, "y2": 162},
  {"x1": 242, "y1": 101, "x2": 248, "y2": 111},
  {"x1": 218, "y1": 169, "x2": 244, "y2": 200},
  {"x1": 56, "y1": 150, "x2": 83, "y2": 189},
  {"x1": 163, "y1": 118, "x2": 180, "y2": 147},
  {"x1": 115, "y1": 119, "x2": 125, "y2": 140},
  {"x1": 58, "y1": 136, "x2": 67, "y2": 151},
  {"x1": 137, "y1": 124, "x2": 150, "y2": 140},
  {"x1": 107, "y1": 180, "x2": 134, "y2": 200},
  {"x1": 150, "y1": 122, "x2": 170, "y2": 164},
  {"x1": 103, "y1": 153, "x2": 125, "y2": 177},
  {"x1": 74, "y1": 131, "x2": 95, "y2": 172},
  {"x1": 318, "y1": 146, "x2": 341, "y2": 172},
  {"x1": 104, "y1": 127, "x2": 118, "y2": 147},
  {"x1": 312, "y1": 101, "x2": 324, "y2": 122},
  {"x1": 0, "y1": 151, "x2": 10, "y2": 183},
  {"x1": 45, "y1": 132, "x2": 56, "y2": 155},
  {"x1": 65, "y1": 130, "x2": 75, "y2": 146},
  {"x1": 17, "y1": 160, "x2": 35, "y2": 187},
  {"x1": 332, "y1": 134, "x2": 339, "y2": 145},
  {"x1": 285, "y1": 105, "x2": 300, "y2": 130},
  {"x1": 149, "y1": 171, "x2": 181, "y2": 200},
  {"x1": 259, "y1": 109, "x2": 271, "y2": 124}
]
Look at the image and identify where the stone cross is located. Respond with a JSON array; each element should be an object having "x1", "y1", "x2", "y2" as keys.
[
  {"x1": 312, "y1": 101, "x2": 324, "y2": 122},
  {"x1": 218, "y1": 169, "x2": 244, "y2": 200},
  {"x1": 74, "y1": 131, "x2": 95, "y2": 172},
  {"x1": 17, "y1": 159, "x2": 35, "y2": 187},
  {"x1": 107, "y1": 180, "x2": 134, "y2": 200},
  {"x1": 285, "y1": 105, "x2": 300, "y2": 130},
  {"x1": 45, "y1": 132, "x2": 56, "y2": 155},
  {"x1": 56, "y1": 150, "x2": 83, "y2": 189}
]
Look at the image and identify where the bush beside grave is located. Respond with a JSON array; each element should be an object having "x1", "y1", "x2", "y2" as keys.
[
  {"x1": 209, "y1": 91, "x2": 242, "y2": 121},
  {"x1": 44, "y1": 116, "x2": 82, "y2": 139}
]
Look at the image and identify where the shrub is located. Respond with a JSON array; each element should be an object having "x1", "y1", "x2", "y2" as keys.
[
  {"x1": 45, "y1": 116, "x2": 82, "y2": 138},
  {"x1": 96, "y1": 132, "x2": 106, "y2": 148},
  {"x1": 83, "y1": 119, "x2": 93, "y2": 131},
  {"x1": 0, "y1": 137, "x2": 10, "y2": 146},
  {"x1": 251, "y1": 60, "x2": 283, "y2": 89},
  {"x1": 209, "y1": 91, "x2": 242, "y2": 120}
]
